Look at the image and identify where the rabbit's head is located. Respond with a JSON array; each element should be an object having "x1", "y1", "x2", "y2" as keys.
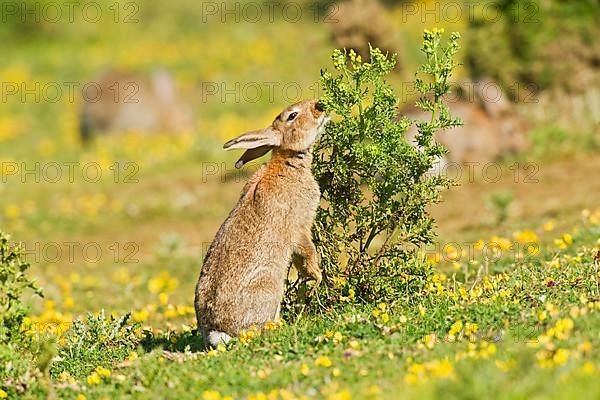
[{"x1": 223, "y1": 99, "x2": 327, "y2": 169}]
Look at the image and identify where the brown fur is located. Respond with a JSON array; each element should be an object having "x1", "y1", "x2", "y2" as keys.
[
  {"x1": 195, "y1": 99, "x2": 326, "y2": 347},
  {"x1": 79, "y1": 69, "x2": 193, "y2": 142}
]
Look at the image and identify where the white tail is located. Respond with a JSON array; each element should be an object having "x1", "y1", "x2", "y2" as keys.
[{"x1": 207, "y1": 331, "x2": 232, "y2": 347}]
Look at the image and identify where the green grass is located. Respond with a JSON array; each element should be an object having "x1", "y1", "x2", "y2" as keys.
[{"x1": 3, "y1": 214, "x2": 597, "y2": 399}]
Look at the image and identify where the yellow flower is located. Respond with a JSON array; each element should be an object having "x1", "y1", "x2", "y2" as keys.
[
  {"x1": 148, "y1": 271, "x2": 179, "y2": 294},
  {"x1": 4, "y1": 204, "x2": 20, "y2": 219},
  {"x1": 216, "y1": 344, "x2": 227, "y2": 353},
  {"x1": 513, "y1": 229, "x2": 538, "y2": 244},
  {"x1": 87, "y1": 372, "x2": 101, "y2": 385},
  {"x1": 380, "y1": 313, "x2": 390, "y2": 323},
  {"x1": 158, "y1": 292, "x2": 169, "y2": 305},
  {"x1": 164, "y1": 305, "x2": 178, "y2": 319},
  {"x1": 424, "y1": 334, "x2": 436, "y2": 350},
  {"x1": 0, "y1": 389, "x2": 8, "y2": 399},
  {"x1": 300, "y1": 363, "x2": 310, "y2": 376},
  {"x1": 428, "y1": 359, "x2": 453, "y2": 378},
  {"x1": 489, "y1": 236, "x2": 512, "y2": 251},
  {"x1": 333, "y1": 331, "x2": 344, "y2": 344},
  {"x1": 445, "y1": 244, "x2": 461, "y2": 260},
  {"x1": 327, "y1": 389, "x2": 351, "y2": 400},
  {"x1": 264, "y1": 320, "x2": 280, "y2": 331},
  {"x1": 543, "y1": 220, "x2": 556, "y2": 231},
  {"x1": 133, "y1": 308, "x2": 149, "y2": 322},
  {"x1": 95, "y1": 366, "x2": 111, "y2": 377},
  {"x1": 449, "y1": 320, "x2": 463, "y2": 336},
  {"x1": 57, "y1": 370, "x2": 75, "y2": 383},
  {"x1": 202, "y1": 390, "x2": 222, "y2": 400},
  {"x1": 582, "y1": 362, "x2": 596, "y2": 374},
  {"x1": 526, "y1": 245, "x2": 540, "y2": 255},
  {"x1": 315, "y1": 356, "x2": 333, "y2": 368},
  {"x1": 76, "y1": 395, "x2": 87, "y2": 400},
  {"x1": 553, "y1": 348, "x2": 570, "y2": 365}
]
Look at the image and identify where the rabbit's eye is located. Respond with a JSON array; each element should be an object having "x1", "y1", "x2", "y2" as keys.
[{"x1": 287, "y1": 112, "x2": 298, "y2": 122}]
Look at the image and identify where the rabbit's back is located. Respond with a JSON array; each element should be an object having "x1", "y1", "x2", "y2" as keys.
[{"x1": 196, "y1": 158, "x2": 320, "y2": 335}]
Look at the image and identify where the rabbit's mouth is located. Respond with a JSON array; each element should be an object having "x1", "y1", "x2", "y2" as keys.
[{"x1": 317, "y1": 115, "x2": 330, "y2": 133}]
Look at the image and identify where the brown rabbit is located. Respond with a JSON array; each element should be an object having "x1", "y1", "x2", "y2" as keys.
[
  {"x1": 195, "y1": 99, "x2": 327, "y2": 347},
  {"x1": 79, "y1": 69, "x2": 194, "y2": 142}
]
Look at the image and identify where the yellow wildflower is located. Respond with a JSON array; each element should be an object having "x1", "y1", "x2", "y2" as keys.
[
  {"x1": 424, "y1": 334, "x2": 436, "y2": 350},
  {"x1": 543, "y1": 220, "x2": 556, "y2": 231},
  {"x1": 87, "y1": 372, "x2": 101, "y2": 385},
  {"x1": 300, "y1": 363, "x2": 310, "y2": 376},
  {"x1": 133, "y1": 308, "x2": 149, "y2": 322},
  {"x1": 95, "y1": 366, "x2": 111, "y2": 377},
  {"x1": 202, "y1": 390, "x2": 222, "y2": 400},
  {"x1": 333, "y1": 331, "x2": 344, "y2": 344},
  {"x1": 513, "y1": 229, "x2": 538, "y2": 244},
  {"x1": 315, "y1": 356, "x2": 333, "y2": 368}
]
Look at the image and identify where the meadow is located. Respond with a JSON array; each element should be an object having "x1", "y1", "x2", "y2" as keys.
[{"x1": 1, "y1": 1, "x2": 599, "y2": 399}]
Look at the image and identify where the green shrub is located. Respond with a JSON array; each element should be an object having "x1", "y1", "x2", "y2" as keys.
[
  {"x1": 50, "y1": 311, "x2": 140, "y2": 379},
  {"x1": 0, "y1": 231, "x2": 42, "y2": 343},
  {"x1": 292, "y1": 30, "x2": 461, "y2": 307}
]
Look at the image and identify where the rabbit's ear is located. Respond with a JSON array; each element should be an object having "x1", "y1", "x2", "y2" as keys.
[
  {"x1": 223, "y1": 127, "x2": 280, "y2": 169},
  {"x1": 234, "y1": 146, "x2": 271, "y2": 169},
  {"x1": 223, "y1": 127, "x2": 280, "y2": 150}
]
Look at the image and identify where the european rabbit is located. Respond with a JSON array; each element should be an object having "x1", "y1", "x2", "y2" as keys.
[
  {"x1": 195, "y1": 99, "x2": 327, "y2": 347},
  {"x1": 79, "y1": 69, "x2": 194, "y2": 142}
]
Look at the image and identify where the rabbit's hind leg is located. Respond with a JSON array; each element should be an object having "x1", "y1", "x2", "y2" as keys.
[{"x1": 241, "y1": 277, "x2": 281, "y2": 330}]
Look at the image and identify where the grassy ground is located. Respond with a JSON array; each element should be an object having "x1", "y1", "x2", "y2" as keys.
[
  {"x1": 10, "y1": 199, "x2": 600, "y2": 399},
  {"x1": 1, "y1": 1, "x2": 599, "y2": 399}
]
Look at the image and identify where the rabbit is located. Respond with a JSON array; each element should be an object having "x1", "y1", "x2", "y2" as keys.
[
  {"x1": 194, "y1": 99, "x2": 328, "y2": 347},
  {"x1": 79, "y1": 68, "x2": 194, "y2": 142},
  {"x1": 403, "y1": 79, "x2": 529, "y2": 174}
]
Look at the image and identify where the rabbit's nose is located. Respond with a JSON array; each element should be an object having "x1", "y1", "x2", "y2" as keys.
[{"x1": 315, "y1": 102, "x2": 325, "y2": 112}]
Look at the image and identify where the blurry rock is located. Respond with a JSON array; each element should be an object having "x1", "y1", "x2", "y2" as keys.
[
  {"x1": 403, "y1": 79, "x2": 529, "y2": 172},
  {"x1": 80, "y1": 69, "x2": 194, "y2": 142},
  {"x1": 328, "y1": 0, "x2": 401, "y2": 63}
]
